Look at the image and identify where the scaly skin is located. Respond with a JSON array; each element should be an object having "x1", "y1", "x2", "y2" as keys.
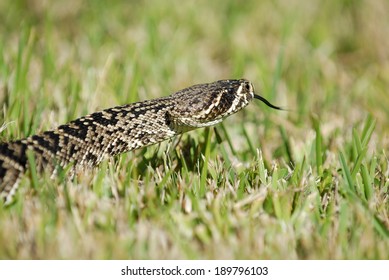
[{"x1": 0, "y1": 79, "x2": 281, "y2": 204}]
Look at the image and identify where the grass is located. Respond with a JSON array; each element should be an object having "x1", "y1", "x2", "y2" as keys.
[{"x1": 0, "y1": 0, "x2": 389, "y2": 259}]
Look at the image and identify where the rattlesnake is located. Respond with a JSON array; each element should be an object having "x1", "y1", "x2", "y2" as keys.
[{"x1": 0, "y1": 79, "x2": 281, "y2": 204}]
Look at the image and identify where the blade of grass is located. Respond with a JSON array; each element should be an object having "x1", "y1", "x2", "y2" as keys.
[
  {"x1": 339, "y1": 151, "x2": 355, "y2": 194},
  {"x1": 26, "y1": 150, "x2": 38, "y2": 191},
  {"x1": 312, "y1": 116, "x2": 323, "y2": 176},
  {"x1": 200, "y1": 128, "x2": 212, "y2": 196},
  {"x1": 279, "y1": 125, "x2": 294, "y2": 165},
  {"x1": 218, "y1": 123, "x2": 236, "y2": 155},
  {"x1": 360, "y1": 164, "x2": 373, "y2": 201},
  {"x1": 351, "y1": 147, "x2": 367, "y2": 180},
  {"x1": 241, "y1": 124, "x2": 255, "y2": 155},
  {"x1": 361, "y1": 114, "x2": 376, "y2": 148}
]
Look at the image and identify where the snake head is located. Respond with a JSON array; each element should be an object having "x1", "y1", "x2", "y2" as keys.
[{"x1": 167, "y1": 79, "x2": 256, "y2": 130}]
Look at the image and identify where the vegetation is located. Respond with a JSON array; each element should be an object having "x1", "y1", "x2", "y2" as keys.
[{"x1": 0, "y1": 0, "x2": 388, "y2": 259}]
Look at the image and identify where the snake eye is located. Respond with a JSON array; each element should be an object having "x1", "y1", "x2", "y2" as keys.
[{"x1": 244, "y1": 82, "x2": 251, "y2": 92}]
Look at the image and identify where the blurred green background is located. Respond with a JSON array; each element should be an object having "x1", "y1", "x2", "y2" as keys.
[
  {"x1": 1, "y1": 0, "x2": 388, "y2": 133},
  {"x1": 0, "y1": 0, "x2": 388, "y2": 259}
]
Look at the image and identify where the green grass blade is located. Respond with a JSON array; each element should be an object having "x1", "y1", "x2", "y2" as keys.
[
  {"x1": 351, "y1": 147, "x2": 367, "y2": 180},
  {"x1": 339, "y1": 151, "x2": 355, "y2": 194},
  {"x1": 312, "y1": 116, "x2": 323, "y2": 176},
  {"x1": 361, "y1": 114, "x2": 376, "y2": 148},
  {"x1": 26, "y1": 150, "x2": 39, "y2": 191},
  {"x1": 360, "y1": 163, "x2": 373, "y2": 200},
  {"x1": 200, "y1": 128, "x2": 212, "y2": 196}
]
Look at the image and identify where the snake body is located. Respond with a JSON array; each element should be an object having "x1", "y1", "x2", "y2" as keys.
[{"x1": 0, "y1": 79, "x2": 280, "y2": 204}]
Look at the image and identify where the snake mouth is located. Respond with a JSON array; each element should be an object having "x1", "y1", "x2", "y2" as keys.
[{"x1": 253, "y1": 94, "x2": 283, "y2": 110}]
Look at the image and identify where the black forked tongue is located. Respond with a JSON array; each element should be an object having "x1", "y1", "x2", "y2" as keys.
[{"x1": 254, "y1": 94, "x2": 283, "y2": 110}]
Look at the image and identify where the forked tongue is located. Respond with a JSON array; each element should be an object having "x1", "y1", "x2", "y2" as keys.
[{"x1": 254, "y1": 94, "x2": 283, "y2": 110}]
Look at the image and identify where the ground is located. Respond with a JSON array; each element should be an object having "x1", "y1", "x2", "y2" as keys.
[{"x1": 0, "y1": 0, "x2": 388, "y2": 259}]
